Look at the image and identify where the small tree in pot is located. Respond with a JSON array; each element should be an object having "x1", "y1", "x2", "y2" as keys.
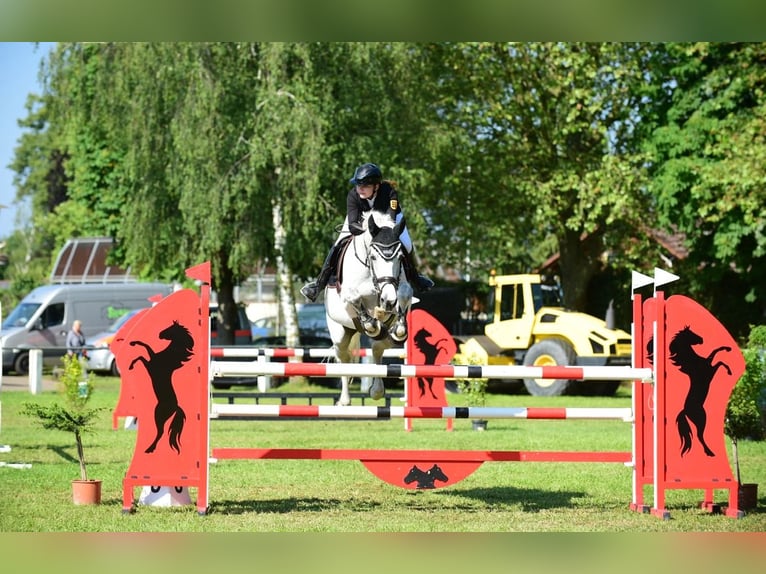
[
  {"x1": 725, "y1": 324, "x2": 766, "y2": 509},
  {"x1": 22, "y1": 353, "x2": 104, "y2": 504},
  {"x1": 454, "y1": 352, "x2": 489, "y2": 430}
]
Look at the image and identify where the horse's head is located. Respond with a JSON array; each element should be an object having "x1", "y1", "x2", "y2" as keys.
[
  {"x1": 159, "y1": 320, "x2": 195, "y2": 362},
  {"x1": 366, "y1": 212, "x2": 405, "y2": 310},
  {"x1": 403, "y1": 465, "x2": 426, "y2": 484},
  {"x1": 669, "y1": 325, "x2": 703, "y2": 365},
  {"x1": 427, "y1": 464, "x2": 448, "y2": 483},
  {"x1": 414, "y1": 328, "x2": 432, "y2": 344}
]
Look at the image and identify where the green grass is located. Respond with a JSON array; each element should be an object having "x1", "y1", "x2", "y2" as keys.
[{"x1": 1, "y1": 377, "x2": 765, "y2": 532}]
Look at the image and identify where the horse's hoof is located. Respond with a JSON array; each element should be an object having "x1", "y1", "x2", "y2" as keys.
[
  {"x1": 363, "y1": 322, "x2": 381, "y2": 338},
  {"x1": 391, "y1": 327, "x2": 407, "y2": 342},
  {"x1": 337, "y1": 395, "x2": 351, "y2": 406},
  {"x1": 369, "y1": 379, "x2": 385, "y2": 400}
]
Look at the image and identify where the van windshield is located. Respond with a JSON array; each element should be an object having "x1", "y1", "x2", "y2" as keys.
[{"x1": 2, "y1": 303, "x2": 41, "y2": 329}]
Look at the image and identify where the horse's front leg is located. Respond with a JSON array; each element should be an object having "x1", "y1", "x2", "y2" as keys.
[
  {"x1": 706, "y1": 346, "x2": 731, "y2": 365},
  {"x1": 712, "y1": 361, "x2": 732, "y2": 377},
  {"x1": 333, "y1": 330, "x2": 356, "y2": 406},
  {"x1": 344, "y1": 286, "x2": 382, "y2": 338},
  {"x1": 389, "y1": 309, "x2": 408, "y2": 343},
  {"x1": 338, "y1": 376, "x2": 352, "y2": 406},
  {"x1": 368, "y1": 344, "x2": 387, "y2": 401},
  {"x1": 356, "y1": 306, "x2": 382, "y2": 338},
  {"x1": 389, "y1": 282, "x2": 413, "y2": 343},
  {"x1": 130, "y1": 340, "x2": 155, "y2": 357},
  {"x1": 129, "y1": 355, "x2": 147, "y2": 371}
]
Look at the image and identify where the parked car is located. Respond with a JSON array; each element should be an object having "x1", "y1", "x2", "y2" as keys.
[
  {"x1": 85, "y1": 308, "x2": 147, "y2": 376},
  {"x1": 250, "y1": 304, "x2": 330, "y2": 344},
  {"x1": 297, "y1": 303, "x2": 331, "y2": 338},
  {"x1": 250, "y1": 315, "x2": 277, "y2": 340}
]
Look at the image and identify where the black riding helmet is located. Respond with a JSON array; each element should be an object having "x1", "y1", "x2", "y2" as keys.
[{"x1": 349, "y1": 163, "x2": 382, "y2": 185}]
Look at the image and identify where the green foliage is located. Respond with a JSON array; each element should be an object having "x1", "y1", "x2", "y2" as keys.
[
  {"x1": 457, "y1": 378, "x2": 488, "y2": 408},
  {"x1": 7, "y1": 42, "x2": 766, "y2": 339},
  {"x1": 21, "y1": 354, "x2": 102, "y2": 481},
  {"x1": 647, "y1": 43, "x2": 766, "y2": 338},
  {"x1": 725, "y1": 324, "x2": 766, "y2": 484},
  {"x1": 726, "y1": 325, "x2": 766, "y2": 442},
  {"x1": 454, "y1": 352, "x2": 488, "y2": 408},
  {"x1": 0, "y1": 232, "x2": 49, "y2": 311}
]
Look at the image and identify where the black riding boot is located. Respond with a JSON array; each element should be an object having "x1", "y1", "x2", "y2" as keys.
[
  {"x1": 300, "y1": 243, "x2": 342, "y2": 302},
  {"x1": 403, "y1": 249, "x2": 434, "y2": 292}
]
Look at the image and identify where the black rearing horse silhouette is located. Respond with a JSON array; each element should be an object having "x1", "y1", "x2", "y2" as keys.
[
  {"x1": 129, "y1": 321, "x2": 195, "y2": 454},
  {"x1": 669, "y1": 325, "x2": 731, "y2": 457},
  {"x1": 412, "y1": 328, "x2": 449, "y2": 399}
]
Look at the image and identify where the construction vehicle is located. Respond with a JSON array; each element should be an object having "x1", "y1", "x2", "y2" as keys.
[{"x1": 454, "y1": 273, "x2": 632, "y2": 396}]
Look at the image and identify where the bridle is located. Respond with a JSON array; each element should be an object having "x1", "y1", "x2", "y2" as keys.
[
  {"x1": 368, "y1": 239, "x2": 403, "y2": 292},
  {"x1": 351, "y1": 231, "x2": 403, "y2": 294}
]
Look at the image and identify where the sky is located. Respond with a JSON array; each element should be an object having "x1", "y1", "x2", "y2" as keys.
[{"x1": 0, "y1": 42, "x2": 56, "y2": 240}]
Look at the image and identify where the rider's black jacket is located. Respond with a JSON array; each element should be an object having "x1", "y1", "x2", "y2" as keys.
[{"x1": 345, "y1": 181, "x2": 402, "y2": 235}]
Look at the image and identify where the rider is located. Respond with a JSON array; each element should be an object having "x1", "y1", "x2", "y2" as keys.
[{"x1": 300, "y1": 162, "x2": 434, "y2": 302}]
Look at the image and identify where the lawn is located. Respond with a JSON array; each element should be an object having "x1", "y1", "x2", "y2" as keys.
[{"x1": 1, "y1": 376, "x2": 765, "y2": 533}]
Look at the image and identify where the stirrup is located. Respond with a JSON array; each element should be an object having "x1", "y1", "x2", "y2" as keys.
[{"x1": 300, "y1": 282, "x2": 319, "y2": 302}]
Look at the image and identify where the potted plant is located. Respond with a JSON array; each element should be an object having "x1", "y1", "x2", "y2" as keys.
[
  {"x1": 22, "y1": 353, "x2": 104, "y2": 504},
  {"x1": 724, "y1": 324, "x2": 766, "y2": 510},
  {"x1": 454, "y1": 353, "x2": 489, "y2": 430}
]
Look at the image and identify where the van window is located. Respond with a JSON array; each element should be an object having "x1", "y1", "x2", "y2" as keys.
[
  {"x1": 40, "y1": 302, "x2": 65, "y2": 328},
  {"x1": 2, "y1": 302, "x2": 41, "y2": 328}
]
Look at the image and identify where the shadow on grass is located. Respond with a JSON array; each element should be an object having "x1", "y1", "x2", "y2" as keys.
[
  {"x1": 49, "y1": 444, "x2": 79, "y2": 465},
  {"x1": 210, "y1": 496, "x2": 380, "y2": 515},
  {"x1": 208, "y1": 485, "x2": 585, "y2": 515}
]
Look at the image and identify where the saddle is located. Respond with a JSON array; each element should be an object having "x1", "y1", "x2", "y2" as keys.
[{"x1": 329, "y1": 235, "x2": 354, "y2": 292}]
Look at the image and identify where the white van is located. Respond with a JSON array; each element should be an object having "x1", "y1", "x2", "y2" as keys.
[{"x1": 1, "y1": 282, "x2": 173, "y2": 374}]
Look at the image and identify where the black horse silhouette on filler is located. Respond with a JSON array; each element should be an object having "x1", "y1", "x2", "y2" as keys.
[
  {"x1": 403, "y1": 464, "x2": 449, "y2": 489},
  {"x1": 129, "y1": 321, "x2": 195, "y2": 454},
  {"x1": 669, "y1": 326, "x2": 731, "y2": 457},
  {"x1": 412, "y1": 328, "x2": 449, "y2": 399}
]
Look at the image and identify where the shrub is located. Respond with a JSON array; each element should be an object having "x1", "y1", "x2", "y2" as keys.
[{"x1": 22, "y1": 354, "x2": 103, "y2": 480}]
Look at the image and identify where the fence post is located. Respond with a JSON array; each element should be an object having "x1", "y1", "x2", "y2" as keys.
[
  {"x1": 360, "y1": 354, "x2": 371, "y2": 393},
  {"x1": 29, "y1": 349, "x2": 43, "y2": 394},
  {"x1": 257, "y1": 355, "x2": 271, "y2": 392}
]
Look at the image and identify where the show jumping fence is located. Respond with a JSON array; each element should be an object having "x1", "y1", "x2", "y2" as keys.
[{"x1": 112, "y1": 263, "x2": 748, "y2": 519}]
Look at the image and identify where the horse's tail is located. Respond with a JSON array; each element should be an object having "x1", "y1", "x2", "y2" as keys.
[
  {"x1": 168, "y1": 406, "x2": 187, "y2": 454},
  {"x1": 676, "y1": 410, "x2": 693, "y2": 457}
]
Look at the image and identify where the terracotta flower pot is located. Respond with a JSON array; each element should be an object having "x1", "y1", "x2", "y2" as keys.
[{"x1": 72, "y1": 479, "x2": 102, "y2": 505}]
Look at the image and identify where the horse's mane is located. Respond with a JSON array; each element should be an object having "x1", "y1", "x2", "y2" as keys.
[{"x1": 364, "y1": 210, "x2": 396, "y2": 230}]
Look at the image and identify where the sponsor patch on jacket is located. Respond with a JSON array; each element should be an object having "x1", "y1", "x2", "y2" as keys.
[{"x1": 390, "y1": 199, "x2": 398, "y2": 211}]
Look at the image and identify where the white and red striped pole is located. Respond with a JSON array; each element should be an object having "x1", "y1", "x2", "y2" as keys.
[
  {"x1": 210, "y1": 360, "x2": 653, "y2": 382},
  {"x1": 210, "y1": 403, "x2": 633, "y2": 421},
  {"x1": 210, "y1": 347, "x2": 405, "y2": 359}
]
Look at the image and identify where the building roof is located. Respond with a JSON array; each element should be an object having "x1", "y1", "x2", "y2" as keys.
[{"x1": 50, "y1": 237, "x2": 136, "y2": 284}]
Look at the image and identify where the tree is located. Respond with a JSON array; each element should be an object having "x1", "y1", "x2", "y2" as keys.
[
  {"x1": 646, "y1": 42, "x2": 766, "y2": 337},
  {"x1": 39, "y1": 43, "x2": 270, "y2": 342},
  {"x1": 416, "y1": 43, "x2": 665, "y2": 315},
  {"x1": 26, "y1": 43, "x2": 438, "y2": 344}
]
